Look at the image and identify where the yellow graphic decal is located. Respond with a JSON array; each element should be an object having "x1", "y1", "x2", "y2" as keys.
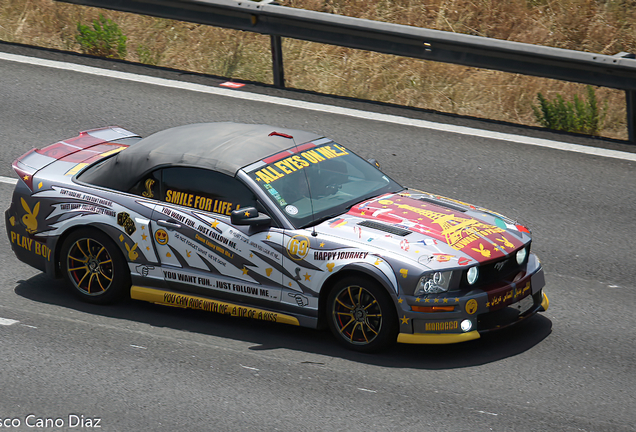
[
  {"x1": 487, "y1": 282, "x2": 531, "y2": 307},
  {"x1": 465, "y1": 299, "x2": 478, "y2": 315},
  {"x1": 9, "y1": 216, "x2": 15, "y2": 226},
  {"x1": 395, "y1": 203, "x2": 504, "y2": 251},
  {"x1": 254, "y1": 144, "x2": 349, "y2": 183},
  {"x1": 425, "y1": 321, "x2": 459, "y2": 331},
  {"x1": 10, "y1": 231, "x2": 51, "y2": 261},
  {"x1": 399, "y1": 269, "x2": 408, "y2": 278},
  {"x1": 400, "y1": 315, "x2": 410, "y2": 325},
  {"x1": 165, "y1": 189, "x2": 239, "y2": 215},
  {"x1": 326, "y1": 263, "x2": 335, "y2": 272},
  {"x1": 126, "y1": 243, "x2": 139, "y2": 261},
  {"x1": 286, "y1": 235, "x2": 310, "y2": 260},
  {"x1": 471, "y1": 243, "x2": 491, "y2": 258},
  {"x1": 131, "y1": 286, "x2": 299, "y2": 325},
  {"x1": 21, "y1": 198, "x2": 39, "y2": 234},
  {"x1": 378, "y1": 199, "x2": 394, "y2": 205},
  {"x1": 142, "y1": 179, "x2": 155, "y2": 198},
  {"x1": 155, "y1": 229, "x2": 169, "y2": 245},
  {"x1": 266, "y1": 268, "x2": 273, "y2": 276},
  {"x1": 496, "y1": 236, "x2": 514, "y2": 249},
  {"x1": 194, "y1": 233, "x2": 234, "y2": 259},
  {"x1": 64, "y1": 163, "x2": 88, "y2": 176},
  {"x1": 99, "y1": 146, "x2": 126, "y2": 157}
]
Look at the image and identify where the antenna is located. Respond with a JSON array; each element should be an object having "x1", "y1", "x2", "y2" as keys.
[{"x1": 269, "y1": 131, "x2": 318, "y2": 237}]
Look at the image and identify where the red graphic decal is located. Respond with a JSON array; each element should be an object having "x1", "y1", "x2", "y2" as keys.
[
  {"x1": 219, "y1": 82, "x2": 245, "y2": 88},
  {"x1": 263, "y1": 150, "x2": 293, "y2": 164},
  {"x1": 349, "y1": 194, "x2": 524, "y2": 262},
  {"x1": 289, "y1": 142, "x2": 317, "y2": 153},
  {"x1": 432, "y1": 253, "x2": 453, "y2": 262}
]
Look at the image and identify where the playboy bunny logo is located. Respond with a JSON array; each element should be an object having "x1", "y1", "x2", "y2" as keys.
[
  {"x1": 21, "y1": 198, "x2": 40, "y2": 234},
  {"x1": 126, "y1": 243, "x2": 139, "y2": 261},
  {"x1": 471, "y1": 243, "x2": 492, "y2": 258}
]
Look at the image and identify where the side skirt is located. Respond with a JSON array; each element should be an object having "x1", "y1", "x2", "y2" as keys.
[{"x1": 130, "y1": 285, "x2": 303, "y2": 326}]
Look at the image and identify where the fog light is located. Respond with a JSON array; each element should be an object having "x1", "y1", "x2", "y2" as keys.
[{"x1": 460, "y1": 319, "x2": 473, "y2": 332}]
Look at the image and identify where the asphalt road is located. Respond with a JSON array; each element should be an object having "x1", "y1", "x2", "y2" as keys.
[{"x1": 0, "y1": 45, "x2": 634, "y2": 431}]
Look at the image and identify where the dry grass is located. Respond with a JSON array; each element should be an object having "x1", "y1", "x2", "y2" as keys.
[{"x1": 1, "y1": 0, "x2": 633, "y2": 139}]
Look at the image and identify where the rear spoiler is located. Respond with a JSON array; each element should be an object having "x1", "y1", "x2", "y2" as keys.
[{"x1": 12, "y1": 126, "x2": 138, "y2": 191}]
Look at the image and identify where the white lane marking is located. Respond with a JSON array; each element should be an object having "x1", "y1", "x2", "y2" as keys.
[
  {"x1": 0, "y1": 318, "x2": 19, "y2": 325},
  {"x1": 130, "y1": 344, "x2": 147, "y2": 349},
  {"x1": 357, "y1": 388, "x2": 377, "y2": 393},
  {"x1": 0, "y1": 176, "x2": 18, "y2": 185},
  {"x1": 20, "y1": 324, "x2": 38, "y2": 329},
  {"x1": 476, "y1": 410, "x2": 499, "y2": 416},
  {"x1": 240, "y1": 364, "x2": 259, "y2": 371},
  {"x1": 2, "y1": 52, "x2": 635, "y2": 162}
]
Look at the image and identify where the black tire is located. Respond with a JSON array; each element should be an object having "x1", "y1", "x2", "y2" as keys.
[
  {"x1": 326, "y1": 276, "x2": 398, "y2": 352},
  {"x1": 60, "y1": 228, "x2": 131, "y2": 304}
]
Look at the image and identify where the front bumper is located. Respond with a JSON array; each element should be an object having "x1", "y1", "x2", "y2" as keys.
[{"x1": 396, "y1": 254, "x2": 548, "y2": 345}]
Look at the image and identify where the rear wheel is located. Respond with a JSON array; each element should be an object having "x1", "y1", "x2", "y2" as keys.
[
  {"x1": 326, "y1": 277, "x2": 398, "y2": 352},
  {"x1": 60, "y1": 228, "x2": 130, "y2": 304}
]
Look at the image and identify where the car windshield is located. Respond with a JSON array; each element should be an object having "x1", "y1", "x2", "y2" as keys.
[{"x1": 246, "y1": 141, "x2": 403, "y2": 228}]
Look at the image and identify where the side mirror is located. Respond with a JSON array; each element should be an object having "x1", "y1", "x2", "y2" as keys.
[
  {"x1": 231, "y1": 207, "x2": 271, "y2": 226},
  {"x1": 367, "y1": 158, "x2": 381, "y2": 171}
]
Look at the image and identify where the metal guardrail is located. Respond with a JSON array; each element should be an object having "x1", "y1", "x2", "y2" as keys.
[{"x1": 56, "y1": 0, "x2": 636, "y2": 142}]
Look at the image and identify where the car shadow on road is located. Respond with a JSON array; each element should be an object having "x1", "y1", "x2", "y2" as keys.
[{"x1": 14, "y1": 274, "x2": 552, "y2": 370}]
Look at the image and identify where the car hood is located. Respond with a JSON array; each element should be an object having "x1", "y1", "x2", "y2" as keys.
[{"x1": 315, "y1": 190, "x2": 532, "y2": 269}]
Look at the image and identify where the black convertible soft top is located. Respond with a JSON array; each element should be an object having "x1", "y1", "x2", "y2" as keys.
[{"x1": 79, "y1": 122, "x2": 323, "y2": 191}]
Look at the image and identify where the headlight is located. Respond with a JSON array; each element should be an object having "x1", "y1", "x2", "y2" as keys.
[
  {"x1": 467, "y1": 266, "x2": 479, "y2": 285},
  {"x1": 414, "y1": 271, "x2": 452, "y2": 296},
  {"x1": 516, "y1": 247, "x2": 528, "y2": 265}
]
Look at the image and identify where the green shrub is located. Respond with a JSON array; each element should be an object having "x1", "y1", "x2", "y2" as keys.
[
  {"x1": 136, "y1": 44, "x2": 161, "y2": 66},
  {"x1": 75, "y1": 14, "x2": 127, "y2": 59},
  {"x1": 532, "y1": 86, "x2": 606, "y2": 135}
]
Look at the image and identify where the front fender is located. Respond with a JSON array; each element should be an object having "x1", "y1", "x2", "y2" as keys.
[{"x1": 338, "y1": 262, "x2": 399, "y2": 296}]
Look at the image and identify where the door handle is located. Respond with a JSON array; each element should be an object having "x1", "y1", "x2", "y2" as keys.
[{"x1": 157, "y1": 219, "x2": 182, "y2": 229}]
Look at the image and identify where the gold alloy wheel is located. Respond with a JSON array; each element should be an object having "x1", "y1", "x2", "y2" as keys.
[
  {"x1": 332, "y1": 285, "x2": 383, "y2": 345},
  {"x1": 66, "y1": 238, "x2": 114, "y2": 296}
]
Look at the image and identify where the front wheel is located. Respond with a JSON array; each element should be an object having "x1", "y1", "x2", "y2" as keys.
[
  {"x1": 60, "y1": 228, "x2": 131, "y2": 304},
  {"x1": 326, "y1": 277, "x2": 398, "y2": 352}
]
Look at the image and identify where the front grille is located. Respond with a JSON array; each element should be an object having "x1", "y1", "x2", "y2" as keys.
[{"x1": 459, "y1": 244, "x2": 530, "y2": 289}]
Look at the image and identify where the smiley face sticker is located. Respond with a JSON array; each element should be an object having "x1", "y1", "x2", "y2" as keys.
[
  {"x1": 154, "y1": 229, "x2": 169, "y2": 245},
  {"x1": 465, "y1": 299, "x2": 478, "y2": 315}
]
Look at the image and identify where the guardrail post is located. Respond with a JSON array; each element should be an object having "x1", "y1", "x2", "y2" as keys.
[
  {"x1": 270, "y1": 35, "x2": 285, "y2": 88},
  {"x1": 627, "y1": 90, "x2": 636, "y2": 143}
]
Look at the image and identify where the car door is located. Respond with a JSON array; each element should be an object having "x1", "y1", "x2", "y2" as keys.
[{"x1": 146, "y1": 166, "x2": 284, "y2": 305}]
